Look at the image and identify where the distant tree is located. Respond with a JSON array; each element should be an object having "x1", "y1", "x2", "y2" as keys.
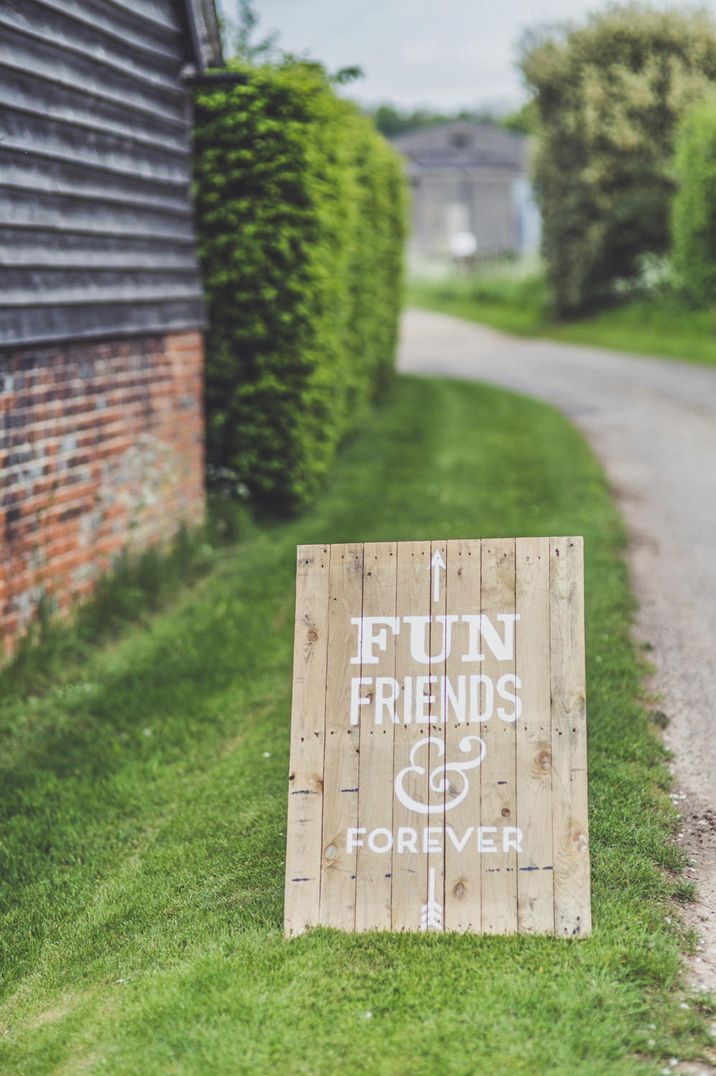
[
  {"x1": 220, "y1": 3, "x2": 363, "y2": 89},
  {"x1": 331, "y1": 65, "x2": 364, "y2": 86},
  {"x1": 225, "y1": 0, "x2": 281, "y2": 63},
  {"x1": 502, "y1": 101, "x2": 537, "y2": 135},
  {"x1": 368, "y1": 104, "x2": 503, "y2": 138},
  {"x1": 522, "y1": 4, "x2": 716, "y2": 316}
]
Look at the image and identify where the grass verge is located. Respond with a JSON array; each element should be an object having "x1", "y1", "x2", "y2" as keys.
[
  {"x1": 408, "y1": 273, "x2": 716, "y2": 368},
  {"x1": 1, "y1": 376, "x2": 712, "y2": 1074}
]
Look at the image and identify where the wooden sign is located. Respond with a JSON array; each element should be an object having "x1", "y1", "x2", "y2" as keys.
[{"x1": 284, "y1": 538, "x2": 591, "y2": 938}]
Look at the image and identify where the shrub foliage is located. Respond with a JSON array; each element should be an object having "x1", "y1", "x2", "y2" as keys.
[
  {"x1": 672, "y1": 93, "x2": 716, "y2": 305},
  {"x1": 522, "y1": 5, "x2": 716, "y2": 315},
  {"x1": 193, "y1": 62, "x2": 407, "y2": 512}
]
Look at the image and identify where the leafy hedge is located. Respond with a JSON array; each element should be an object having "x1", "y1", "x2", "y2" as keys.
[
  {"x1": 672, "y1": 94, "x2": 716, "y2": 305},
  {"x1": 522, "y1": 5, "x2": 716, "y2": 316},
  {"x1": 193, "y1": 62, "x2": 407, "y2": 512}
]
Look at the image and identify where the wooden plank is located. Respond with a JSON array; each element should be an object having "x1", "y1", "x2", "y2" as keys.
[
  {"x1": 425, "y1": 538, "x2": 448, "y2": 933},
  {"x1": 550, "y1": 537, "x2": 592, "y2": 937},
  {"x1": 444, "y1": 537, "x2": 482, "y2": 931},
  {"x1": 319, "y1": 543, "x2": 365, "y2": 929},
  {"x1": 355, "y1": 541, "x2": 398, "y2": 931},
  {"x1": 515, "y1": 537, "x2": 554, "y2": 933},
  {"x1": 391, "y1": 540, "x2": 431, "y2": 931},
  {"x1": 480, "y1": 537, "x2": 518, "y2": 934},
  {"x1": 284, "y1": 544, "x2": 330, "y2": 937}
]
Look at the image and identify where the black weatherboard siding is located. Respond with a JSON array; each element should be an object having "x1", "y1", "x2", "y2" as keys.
[{"x1": 0, "y1": 0, "x2": 222, "y2": 348}]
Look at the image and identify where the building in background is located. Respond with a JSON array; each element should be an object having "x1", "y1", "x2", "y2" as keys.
[
  {"x1": 0, "y1": 0, "x2": 221, "y2": 654},
  {"x1": 391, "y1": 120, "x2": 540, "y2": 265}
]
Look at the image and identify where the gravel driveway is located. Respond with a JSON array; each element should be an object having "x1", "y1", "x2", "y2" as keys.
[{"x1": 400, "y1": 308, "x2": 716, "y2": 990}]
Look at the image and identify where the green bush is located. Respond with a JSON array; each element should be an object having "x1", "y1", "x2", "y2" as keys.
[
  {"x1": 522, "y1": 5, "x2": 716, "y2": 316},
  {"x1": 193, "y1": 61, "x2": 407, "y2": 512},
  {"x1": 672, "y1": 93, "x2": 716, "y2": 305}
]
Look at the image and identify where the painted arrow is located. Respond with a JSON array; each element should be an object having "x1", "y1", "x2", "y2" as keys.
[
  {"x1": 420, "y1": 867, "x2": 443, "y2": 931},
  {"x1": 431, "y1": 549, "x2": 446, "y2": 603}
]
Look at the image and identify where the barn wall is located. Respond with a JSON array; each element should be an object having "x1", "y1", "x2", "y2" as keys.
[
  {"x1": 0, "y1": 1, "x2": 215, "y2": 652},
  {"x1": 1, "y1": 331, "x2": 205, "y2": 654},
  {"x1": 0, "y1": 0, "x2": 206, "y2": 346}
]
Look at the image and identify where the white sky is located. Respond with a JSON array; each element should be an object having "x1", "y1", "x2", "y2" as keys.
[{"x1": 217, "y1": 1, "x2": 716, "y2": 112}]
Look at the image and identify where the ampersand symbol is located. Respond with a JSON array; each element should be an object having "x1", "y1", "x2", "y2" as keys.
[{"x1": 394, "y1": 735, "x2": 486, "y2": 815}]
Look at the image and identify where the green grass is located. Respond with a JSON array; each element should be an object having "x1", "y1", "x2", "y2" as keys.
[
  {"x1": 408, "y1": 273, "x2": 716, "y2": 367},
  {"x1": 1, "y1": 376, "x2": 712, "y2": 1074}
]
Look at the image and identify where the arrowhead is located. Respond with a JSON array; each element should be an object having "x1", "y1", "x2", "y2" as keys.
[{"x1": 431, "y1": 550, "x2": 446, "y2": 571}]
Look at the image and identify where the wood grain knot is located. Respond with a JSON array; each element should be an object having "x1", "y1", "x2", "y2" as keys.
[
  {"x1": 573, "y1": 831, "x2": 588, "y2": 852},
  {"x1": 537, "y1": 750, "x2": 551, "y2": 771},
  {"x1": 324, "y1": 843, "x2": 337, "y2": 862},
  {"x1": 307, "y1": 627, "x2": 319, "y2": 642},
  {"x1": 453, "y1": 881, "x2": 466, "y2": 899},
  {"x1": 501, "y1": 807, "x2": 511, "y2": 818}
]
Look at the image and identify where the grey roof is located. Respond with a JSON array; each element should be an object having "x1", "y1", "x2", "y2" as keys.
[{"x1": 390, "y1": 120, "x2": 527, "y2": 173}]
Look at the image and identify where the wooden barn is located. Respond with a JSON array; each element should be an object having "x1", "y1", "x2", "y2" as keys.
[{"x1": 0, "y1": 0, "x2": 222, "y2": 654}]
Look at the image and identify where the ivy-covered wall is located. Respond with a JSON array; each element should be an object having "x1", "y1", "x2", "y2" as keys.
[{"x1": 193, "y1": 62, "x2": 407, "y2": 512}]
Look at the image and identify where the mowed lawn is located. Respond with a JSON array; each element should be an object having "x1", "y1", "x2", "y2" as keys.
[{"x1": 1, "y1": 377, "x2": 712, "y2": 1074}]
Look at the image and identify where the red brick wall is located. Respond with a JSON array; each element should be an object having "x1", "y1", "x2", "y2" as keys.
[{"x1": 1, "y1": 331, "x2": 205, "y2": 656}]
